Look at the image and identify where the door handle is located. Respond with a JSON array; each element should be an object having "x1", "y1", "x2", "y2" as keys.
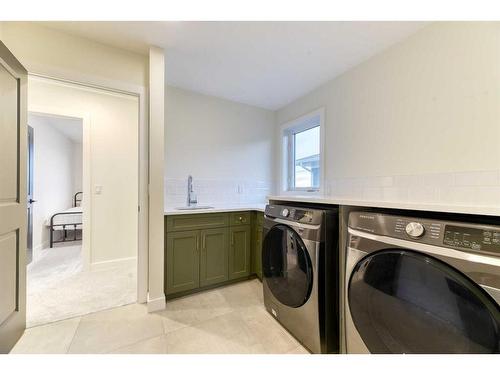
[
  {"x1": 202, "y1": 234, "x2": 206, "y2": 250},
  {"x1": 29, "y1": 199, "x2": 37, "y2": 204}
]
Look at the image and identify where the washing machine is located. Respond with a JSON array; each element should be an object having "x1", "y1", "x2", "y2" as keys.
[
  {"x1": 262, "y1": 203, "x2": 339, "y2": 353},
  {"x1": 345, "y1": 211, "x2": 500, "y2": 353}
]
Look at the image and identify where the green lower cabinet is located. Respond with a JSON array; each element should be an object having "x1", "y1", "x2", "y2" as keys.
[
  {"x1": 165, "y1": 211, "x2": 262, "y2": 298},
  {"x1": 229, "y1": 225, "x2": 251, "y2": 280},
  {"x1": 200, "y1": 228, "x2": 229, "y2": 287},
  {"x1": 166, "y1": 230, "x2": 200, "y2": 295}
]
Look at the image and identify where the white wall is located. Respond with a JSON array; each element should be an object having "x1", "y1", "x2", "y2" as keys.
[
  {"x1": 72, "y1": 142, "x2": 83, "y2": 193},
  {"x1": 29, "y1": 77, "x2": 139, "y2": 266},
  {"x1": 148, "y1": 47, "x2": 166, "y2": 311},
  {"x1": 165, "y1": 86, "x2": 276, "y2": 207},
  {"x1": 1, "y1": 22, "x2": 147, "y2": 89},
  {"x1": 276, "y1": 22, "x2": 500, "y2": 207},
  {"x1": 29, "y1": 114, "x2": 80, "y2": 253}
]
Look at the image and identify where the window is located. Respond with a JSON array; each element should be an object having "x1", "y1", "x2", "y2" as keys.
[{"x1": 281, "y1": 109, "x2": 323, "y2": 193}]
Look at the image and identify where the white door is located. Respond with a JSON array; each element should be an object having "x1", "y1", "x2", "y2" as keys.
[{"x1": 0, "y1": 41, "x2": 27, "y2": 353}]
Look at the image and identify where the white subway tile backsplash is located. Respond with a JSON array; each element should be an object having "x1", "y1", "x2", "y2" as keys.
[
  {"x1": 165, "y1": 170, "x2": 499, "y2": 208},
  {"x1": 440, "y1": 186, "x2": 500, "y2": 207},
  {"x1": 164, "y1": 177, "x2": 273, "y2": 208},
  {"x1": 393, "y1": 175, "x2": 423, "y2": 188},
  {"x1": 382, "y1": 187, "x2": 408, "y2": 202},
  {"x1": 368, "y1": 176, "x2": 394, "y2": 188},
  {"x1": 421, "y1": 173, "x2": 455, "y2": 187},
  {"x1": 438, "y1": 186, "x2": 476, "y2": 205},
  {"x1": 326, "y1": 169, "x2": 500, "y2": 207},
  {"x1": 474, "y1": 186, "x2": 500, "y2": 206},
  {"x1": 363, "y1": 187, "x2": 384, "y2": 200},
  {"x1": 407, "y1": 186, "x2": 440, "y2": 203},
  {"x1": 453, "y1": 170, "x2": 500, "y2": 187}
]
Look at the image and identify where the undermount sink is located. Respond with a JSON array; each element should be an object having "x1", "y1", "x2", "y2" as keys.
[{"x1": 175, "y1": 205, "x2": 214, "y2": 210}]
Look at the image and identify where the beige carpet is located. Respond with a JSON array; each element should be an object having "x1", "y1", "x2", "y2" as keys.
[{"x1": 27, "y1": 243, "x2": 137, "y2": 328}]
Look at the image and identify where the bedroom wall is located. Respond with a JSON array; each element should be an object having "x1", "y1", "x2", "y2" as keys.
[
  {"x1": 29, "y1": 114, "x2": 79, "y2": 254},
  {"x1": 73, "y1": 142, "x2": 83, "y2": 193}
]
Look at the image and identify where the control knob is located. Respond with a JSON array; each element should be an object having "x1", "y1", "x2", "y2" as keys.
[
  {"x1": 405, "y1": 222, "x2": 425, "y2": 238},
  {"x1": 281, "y1": 208, "x2": 289, "y2": 217}
]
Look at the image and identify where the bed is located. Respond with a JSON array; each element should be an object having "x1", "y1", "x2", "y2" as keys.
[{"x1": 47, "y1": 192, "x2": 83, "y2": 248}]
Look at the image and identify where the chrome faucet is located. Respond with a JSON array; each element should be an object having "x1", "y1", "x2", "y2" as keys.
[{"x1": 187, "y1": 175, "x2": 198, "y2": 207}]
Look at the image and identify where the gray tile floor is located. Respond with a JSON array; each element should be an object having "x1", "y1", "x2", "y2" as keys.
[{"x1": 11, "y1": 279, "x2": 309, "y2": 354}]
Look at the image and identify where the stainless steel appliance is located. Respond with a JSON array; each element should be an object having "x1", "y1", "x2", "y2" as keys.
[
  {"x1": 345, "y1": 211, "x2": 500, "y2": 353},
  {"x1": 262, "y1": 204, "x2": 339, "y2": 353}
]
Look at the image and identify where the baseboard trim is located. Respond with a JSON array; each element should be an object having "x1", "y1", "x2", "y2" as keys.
[
  {"x1": 33, "y1": 241, "x2": 49, "y2": 252},
  {"x1": 147, "y1": 294, "x2": 166, "y2": 312},
  {"x1": 32, "y1": 241, "x2": 50, "y2": 262},
  {"x1": 90, "y1": 256, "x2": 137, "y2": 271},
  {"x1": 166, "y1": 275, "x2": 257, "y2": 301}
]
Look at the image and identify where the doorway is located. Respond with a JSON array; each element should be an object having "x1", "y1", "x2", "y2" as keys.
[{"x1": 26, "y1": 77, "x2": 140, "y2": 328}]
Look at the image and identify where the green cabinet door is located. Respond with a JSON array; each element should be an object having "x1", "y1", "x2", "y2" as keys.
[
  {"x1": 200, "y1": 227, "x2": 229, "y2": 287},
  {"x1": 229, "y1": 225, "x2": 251, "y2": 280},
  {"x1": 166, "y1": 230, "x2": 200, "y2": 295}
]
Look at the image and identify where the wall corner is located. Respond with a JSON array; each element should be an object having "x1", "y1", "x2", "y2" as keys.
[{"x1": 148, "y1": 46, "x2": 165, "y2": 308}]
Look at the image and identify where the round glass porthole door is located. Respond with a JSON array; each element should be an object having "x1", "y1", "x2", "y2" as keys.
[
  {"x1": 348, "y1": 250, "x2": 500, "y2": 353},
  {"x1": 262, "y1": 224, "x2": 313, "y2": 308}
]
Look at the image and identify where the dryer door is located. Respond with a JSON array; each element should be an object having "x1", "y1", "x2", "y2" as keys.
[
  {"x1": 262, "y1": 224, "x2": 313, "y2": 308},
  {"x1": 348, "y1": 249, "x2": 500, "y2": 353}
]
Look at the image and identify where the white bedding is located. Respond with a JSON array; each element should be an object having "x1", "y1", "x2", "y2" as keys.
[{"x1": 46, "y1": 207, "x2": 83, "y2": 229}]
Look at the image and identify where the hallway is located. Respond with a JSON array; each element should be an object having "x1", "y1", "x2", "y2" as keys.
[{"x1": 27, "y1": 244, "x2": 136, "y2": 327}]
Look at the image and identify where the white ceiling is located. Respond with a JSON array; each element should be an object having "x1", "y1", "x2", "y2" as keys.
[
  {"x1": 29, "y1": 112, "x2": 83, "y2": 143},
  {"x1": 41, "y1": 21, "x2": 428, "y2": 110}
]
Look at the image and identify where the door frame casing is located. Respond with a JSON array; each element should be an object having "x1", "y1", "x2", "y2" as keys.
[
  {"x1": 28, "y1": 73, "x2": 149, "y2": 304},
  {"x1": 27, "y1": 125, "x2": 34, "y2": 264}
]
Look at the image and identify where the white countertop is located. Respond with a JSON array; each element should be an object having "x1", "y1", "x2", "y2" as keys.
[
  {"x1": 164, "y1": 204, "x2": 266, "y2": 215},
  {"x1": 266, "y1": 195, "x2": 500, "y2": 217},
  {"x1": 164, "y1": 197, "x2": 500, "y2": 217}
]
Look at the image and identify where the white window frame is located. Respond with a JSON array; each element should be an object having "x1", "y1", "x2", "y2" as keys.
[{"x1": 279, "y1": 107, "x2": 325, "y2": 195}]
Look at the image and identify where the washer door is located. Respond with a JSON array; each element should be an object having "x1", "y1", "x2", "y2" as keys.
[
  {"x1": 348, "y1": 250, "x2": 500, "y2": 353},
  {"x1": 262, "y1": 224, "x2": 313, "y2": 308}
]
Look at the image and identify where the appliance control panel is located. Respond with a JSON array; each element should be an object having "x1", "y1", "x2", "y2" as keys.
[
  {"x1": 394, "y1": 218, "x2": 442, "y2": 241},
  {"x1": 265, "y1": 204, "x2": 322, "y2": 225},
  {"x1": 349, "y1": 212, "x2": 500, "y2": 256},
  {"x1": 443, "y1": 225, "x2": 500, "y2": 253}
]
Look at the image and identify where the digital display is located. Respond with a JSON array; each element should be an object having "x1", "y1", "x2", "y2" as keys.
[{"x1": 444, "y1": 225, "x2": 500, "y2": 254}]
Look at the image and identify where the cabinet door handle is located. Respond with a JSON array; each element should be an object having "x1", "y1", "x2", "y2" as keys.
[
  {"x1": 196, "y1": 236, "x2": 200, "y2": 251},
  {"x1": 202, "y1": 234, "x2": 206, "y2": 250}
]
